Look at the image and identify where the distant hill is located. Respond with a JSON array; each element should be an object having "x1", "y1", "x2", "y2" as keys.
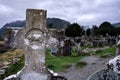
[
  {"x1": 112, "y1": 22, "x2": 120, "y2": 27},
  {"x1": 46, "y1": 18, "x2": 70, "y2": 29},
  {"x1": 2, "y1": 20, "x2": 25, "y2": 28}
]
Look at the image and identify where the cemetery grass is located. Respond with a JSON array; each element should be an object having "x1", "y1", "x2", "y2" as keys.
[
  {"x1": 95, "y1": 46, "x2": 116, "y2": 58},
  {"x1": 1, "y1": 49, "x2": 85, "y2": 78},
  {"x1": 0, "y1": 49, "x2": 24, "y2": 78},
  {"x1": 3, "y1": 56, "x2": 24, "y2": 78},
  {"x1": 46, "y1": 49, "x2": 85, "y2": 72}
]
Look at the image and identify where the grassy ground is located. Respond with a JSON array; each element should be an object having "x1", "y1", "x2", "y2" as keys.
[
  {"x1": 2, "y1": 46, "x2": 116, "y2": 77},
  {"x1": 0, "y1": 49, "x2": 24, "y2": 78},
  {"x1": 0, "y1": 49, "x2": 24, "y2": 62},
  {"x1": 3, "y1": 56, "x2": 24, "y2": 78},
  {"x1": 1, "y1": 49, "x2": 84, "y2": 78},
  {"x1": 95, "y1": 46, "x2": 116, "y2": 58},
  {"x1": 46, "y1": 49, "x2": 84, "y2": 72}
]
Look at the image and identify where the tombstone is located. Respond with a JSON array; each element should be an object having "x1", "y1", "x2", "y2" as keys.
[
  {"x1": 107, "y1": 56, "x2": 120, "y2": 74},
  {"x1": 89, "y1": 56, "x2": 120, "y2": 80},
  {"x1": 93, "y1": 40, "x2": 97, "y2": 47},
  {"x1": 89, "y1": 69, "x2": 120, "y2": 80},
  {"x1": 116, "y1": 40, "x2": 120, "y2": 55},
  {"x1": 63, "y1": 39, "x2": 71, "y2": 56},
  {"x1": 17, "y1": 9, "x2": 48, "y2": 80},
  {"x1": 59, "y1": 40, "x2": 64, "y2": 55}
]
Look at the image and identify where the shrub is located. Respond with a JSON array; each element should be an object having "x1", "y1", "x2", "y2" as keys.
[{"x1": 71, "y1": 50, "x2": 78, "y2": 57}]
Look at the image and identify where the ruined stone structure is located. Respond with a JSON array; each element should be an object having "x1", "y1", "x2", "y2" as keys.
[
  {"x1": 47, "y1": 29, "x2": 65, "y2": 41},
  {"x1": 15, "y1": 29, "x2": 25, "y2": 49},
  {"x1": 18, "y1": 9, "x2": 48, "y2": 80},
  {"x1": 3, "y1": 27, "x2": 24, "y2": 48}
]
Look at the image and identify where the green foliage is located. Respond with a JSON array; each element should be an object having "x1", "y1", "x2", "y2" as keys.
[
  {"x1": 98, "y1": 21, "x2": 116, "y2": 36},
  {"x1": 3, "y1": 56, "x2": 24, "y2": 78},
  {"x1": 65, "y1": 23, "x2": 84, "y2": 37},
  {"x1": 71, "y1": 50, "x2": 78, "y2": 57},
  {"x1": 92, "y1": 21, "x2": 119, "y2": 36}
]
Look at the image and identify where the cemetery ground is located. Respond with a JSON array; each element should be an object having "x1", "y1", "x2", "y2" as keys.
[{"x1": 0, "y1": 45, "x2": 116, "y2": 80}]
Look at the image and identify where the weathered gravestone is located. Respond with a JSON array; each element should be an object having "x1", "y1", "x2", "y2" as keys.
[
  {"x1": 17, "y1": 9, "x2": 48, "y2": 80},
  {"x1": 89, "y1": 56, "x2": 120, "y2": 80},
  {"x1": 63, "y1": 39, "x2": 71, "y2": 56},
  {"x1": 116, "y1": 40, "x2": 120, "y2": 55},
  {"x1": 89, "y1": 69, "x2": 120, "y2": 80}
]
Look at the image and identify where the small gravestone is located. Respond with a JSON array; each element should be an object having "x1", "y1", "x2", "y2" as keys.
[
  {"x1": 17, "y1": 9, "x2": 48, "y2": 80},
  {"x1": 63, "y1": 39, "x2": 71, "y2": 56},
  {"x1": 59, "y1": 40, "x2": 64, "y2": 55},
  {"x1": 116, "y1": 40, "x2": 120, "y2": 55}
]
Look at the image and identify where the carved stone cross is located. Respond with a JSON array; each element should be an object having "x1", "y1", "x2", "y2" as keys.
[{"x1": 18, "y1": 9, "x2": 47, "y2": 80}]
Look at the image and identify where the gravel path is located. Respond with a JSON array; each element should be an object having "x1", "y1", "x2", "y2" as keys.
[{"x1": 58, "y1": 56, "x2": 112, "y2": 80}]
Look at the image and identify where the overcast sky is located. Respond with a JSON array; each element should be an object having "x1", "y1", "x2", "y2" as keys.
[{"x1": 0, "y1": 0, "x2": 120, "y2": 28}]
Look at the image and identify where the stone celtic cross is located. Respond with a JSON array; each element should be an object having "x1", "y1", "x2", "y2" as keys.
[{"x1": 18, "y1": 9, "x2": 48, "y2": 80}]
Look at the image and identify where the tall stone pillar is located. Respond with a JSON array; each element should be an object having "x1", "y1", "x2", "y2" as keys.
[{"x1": 18, "y1": 9, "x2": 47, "y2": 80}]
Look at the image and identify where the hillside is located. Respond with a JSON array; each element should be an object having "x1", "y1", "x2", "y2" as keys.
[
  {"x1": 112, "y1": 22, "x2": 120, "y2": 27},
  {"x1": 46, "y1": 18, "x2": 70, "y2": 29}
]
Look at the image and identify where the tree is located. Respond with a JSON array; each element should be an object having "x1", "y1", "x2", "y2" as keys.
[
  {"x1": 86, "y1": 28, "x2": 91, "y2": 36},
  {"x1": 65, "y1": 23, "x2": 84, "y2": 37},
  {"x1": 48, "y1": 23, "x2": 53, "y2": 28},
  {"x1": 92, "y1": 25, "x2": 99, "y2": 36},
  {"x1": 98, "y1": 21, "x2": 117, "y2": 36}
]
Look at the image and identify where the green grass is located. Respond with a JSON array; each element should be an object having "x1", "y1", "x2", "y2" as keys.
[
  {"x1": 46, "y1": 56, "x2": 84, "y2": 72},
  {"x1": 3, "y1": 49, "x2": 84, "y2": 78},
  {"x1": 46, "y1": 49, "x2": 84, "y2": 72},
  {"x1": 3, "y1": 56, "x2": 24, "y2": 78},
  {"x1": 95, "y1": 46, "x2": 116, "y2": 58}
]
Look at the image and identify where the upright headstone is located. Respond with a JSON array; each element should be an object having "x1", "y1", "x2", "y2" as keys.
[
  {"x1": 63, "y1": 39, "x2": 71, "y2": 56},
  {"x1": 18, "y1": 9, "x2": 47, "y2": 80},
  {"x1": 116, "y1": 40, "x2": 120, "y2": 55}
]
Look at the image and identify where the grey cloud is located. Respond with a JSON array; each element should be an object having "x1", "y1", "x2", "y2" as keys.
[{"x1": 0, "y1": 0, "x2": 120, "y2": 28}]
